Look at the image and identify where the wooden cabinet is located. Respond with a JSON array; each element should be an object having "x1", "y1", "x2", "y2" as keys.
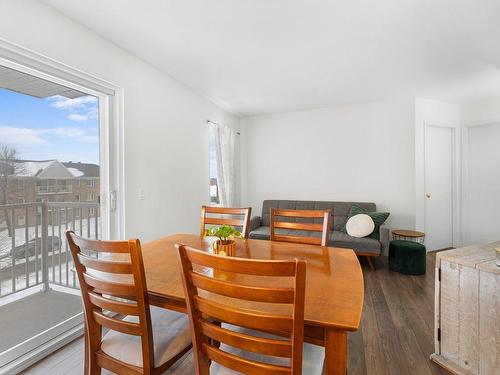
[{"x1": 431, "y1": 242, "x2": 499, "y2": 374}]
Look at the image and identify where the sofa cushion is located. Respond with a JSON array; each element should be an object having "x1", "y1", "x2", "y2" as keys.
[
  {"x1": 342, "y1": 204, "x2": 390, "y2": 237},
  {"x1": 345, "y1": 214, "x2": 375, "y2": 238},
  {"x1": 260, "y1": 200, "x2": 376, "y2": 231},
  {"x1": 330, "y1": 231, "x2": 381, "y2": 255},
  {"x1": 248, "y1": 226, "x2": 272, "y2": 240},
  {"x1": 249, "y1": 226, "x2": 382, "y2": 255}
]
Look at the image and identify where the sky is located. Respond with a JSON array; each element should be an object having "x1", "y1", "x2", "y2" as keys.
[{"x1": 0, "y1": 88, "x2": 100, "y2": 164}]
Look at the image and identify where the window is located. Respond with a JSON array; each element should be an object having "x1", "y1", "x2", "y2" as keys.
[
  {"x1": 86, "y1": 192, "x2": 95, "y2": 202},
  {"x1": 87, "y1": 179, "x2": 96, "y2": 187},
  {"x1": 74, "y1": 194, "x2": 80, "y2": 202},
  {"x1": 207, "y1": 121, "x2": 237, "y2": 207},
  {"x1": 208, "y1": 129, "x2": 219, "y2": 204}
]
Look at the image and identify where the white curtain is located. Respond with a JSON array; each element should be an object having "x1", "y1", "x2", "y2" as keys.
[{"x1": 208, "y1": 122, "x2": 236, "y2": 207}]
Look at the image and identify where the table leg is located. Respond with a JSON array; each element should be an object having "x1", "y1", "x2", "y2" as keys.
[{"x1": 324, "y1": 328, "x2": 347, "y2": 375}]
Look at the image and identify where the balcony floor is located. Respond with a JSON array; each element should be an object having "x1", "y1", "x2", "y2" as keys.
[{"x1": 0, "y1": 290, "x2": 82, "y2": 353}]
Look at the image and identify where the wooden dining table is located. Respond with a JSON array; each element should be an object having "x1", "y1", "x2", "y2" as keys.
[{"x1": 131, "y1": 233, "x2": 365, "y2": 375}]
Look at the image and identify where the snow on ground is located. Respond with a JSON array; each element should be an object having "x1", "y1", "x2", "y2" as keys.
[{"x1": 0, "y1": 218, "x2": 100, "y2": 297}]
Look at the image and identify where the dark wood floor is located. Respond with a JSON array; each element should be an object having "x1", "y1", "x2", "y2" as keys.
[{"x1": 23, "y1": 254, "x2": 450, "y2": 375}]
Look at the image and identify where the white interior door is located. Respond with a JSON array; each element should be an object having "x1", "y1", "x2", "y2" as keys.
[
  {"x1": 464, "y1": 122, "x2": 500, "y2": 245},
  {"x1": 425, "y1": 126, "x2": 454, "y2": 251}
]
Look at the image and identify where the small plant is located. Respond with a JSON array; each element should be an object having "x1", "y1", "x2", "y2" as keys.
[{"x1": 205, "y1": 225, "x2": 242, "y2": 244}]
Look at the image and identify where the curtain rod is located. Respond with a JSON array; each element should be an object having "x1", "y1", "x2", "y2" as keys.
[{"x1": 207, "y1": 120, "x2": 240, "y2": 135}]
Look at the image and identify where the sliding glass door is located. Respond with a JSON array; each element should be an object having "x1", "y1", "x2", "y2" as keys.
[{"x1": 0, "y1": 57, "x2": 121, "y2": 372}]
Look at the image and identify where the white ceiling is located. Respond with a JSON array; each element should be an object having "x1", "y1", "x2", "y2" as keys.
[{"x1": 44, "y1": 0, "x2": 500, "y2": 116}]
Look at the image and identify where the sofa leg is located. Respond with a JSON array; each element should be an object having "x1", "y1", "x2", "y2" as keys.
[{"x1": 366, "y1": 256, "x2": 375, "y2": 270}]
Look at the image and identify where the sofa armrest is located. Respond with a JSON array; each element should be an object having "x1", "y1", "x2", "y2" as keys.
[
  {"x1": 248, "y1": 216, "x2": 262, "y2": 233},
  {"x1": 379, "y1": 225, "x2": 391, "y2": 256}
]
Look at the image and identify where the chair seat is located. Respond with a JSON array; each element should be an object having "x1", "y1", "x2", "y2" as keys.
[
  {"x1": 210, "y1": 324, "x2": 325, "y2": 374},
  {"x1": 101, "y1": 306, "x2": 191, "y2": 368}
]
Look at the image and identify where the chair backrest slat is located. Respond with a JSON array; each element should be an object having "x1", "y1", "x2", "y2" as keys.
[
  {"x1": 200, "y1": 206, "x2": 252, "y2": 238},
  {"x1": 191, "y1": 272, "x2": 295, "y2": 303},
  {"x1": 82, "y1": 273, "x2": 137, "y2": 297},
  {"x1": 66, "y1": 231, "x2": 156, "y2": 373},
  {"x1": 70, "y1": 235, "x2": 131, "y2": 253},
  {"x1": 194, "y1": 296, "x2": 294, "y2": 332},
  {"x1": 88, "y1": 292, "x2": 140, "y2": 316},
  {"x1": 270, "y1": 208, "x2": 331, "y2": 247},
  {"x1": 203, "y1": 217, "x2": 245, "y2": 227},
  {"x1": 272, "y1": 222, "x2": 324, "y2": 232},
  {"x1": 199, "y1": 320, "x2": 292, "y2": 358},
  {"x1": 92, "y1": 310, "x2": 142, "y2": 336},
  {"x1": 271, "y1": 235, "x2": 322, "y2": 246},
  {"x1": 176, "y1": 244, "x2": 306, "y2": 375},
  {"x1": 78, "y1": 254, "x2": 133, "y2": 274},
  {"x1": 203, "y1": 344, "x2": 291, "y2": 375},
  {"x1": 185, "y1": 249, "x2": 296, "y2": 276}
]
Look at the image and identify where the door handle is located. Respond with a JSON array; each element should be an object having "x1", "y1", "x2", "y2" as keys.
[
  {"x1": 426, "y1": 193, "x2": 431, "y2": 198},
  {"x1": 110, "y1": 190, "x2": 117, "y2": 211}
]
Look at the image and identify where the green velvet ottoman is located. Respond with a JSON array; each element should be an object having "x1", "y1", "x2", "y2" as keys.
[{"x1": 389, "y1": 240, "x2": 426, "y2": 275}]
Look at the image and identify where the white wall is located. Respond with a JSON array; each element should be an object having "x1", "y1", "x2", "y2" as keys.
[
  {"x1": 461, "y1": 97, "x2": 500, "y2": 125},
  {"x1": 0, "y1": 0, "x2": 239, "y2": 241},
  {"x1": 241, "y1": 99, "x2": 416, "y2": 228}
]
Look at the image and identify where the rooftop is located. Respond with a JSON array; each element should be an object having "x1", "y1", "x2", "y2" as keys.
[{"x1": 0, "y1": 159, "x2": 99, "y2": 178}]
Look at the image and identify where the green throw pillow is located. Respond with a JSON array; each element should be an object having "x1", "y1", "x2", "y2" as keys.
[{"x1": 342, "y1": 204, "x2": 390, "y2": 238}]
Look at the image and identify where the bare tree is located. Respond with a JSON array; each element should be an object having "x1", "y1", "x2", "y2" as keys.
[{"x1": 0, "y1": 144, "x2": 22, "y2": 236}]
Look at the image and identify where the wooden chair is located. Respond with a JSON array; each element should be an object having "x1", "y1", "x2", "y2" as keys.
[
  {"x1": 200, "y1": 206, "x2": 252, "y2": 238},
  {"x1": 176, "y1": 244, "x2": 324, "y2": 375},
  {"x1": 270, "y1": 208, "x2": 332, "y2": 247},
  {"x1": 66, "y1": 231, "x2": 192, "y2": 375}
]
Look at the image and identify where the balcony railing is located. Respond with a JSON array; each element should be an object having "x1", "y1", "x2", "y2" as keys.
[
  {"x1": 35, "y1": 185, "x2": 73, "y2": 194},
  {"x1": 0, "y1": 202, "x2": 100, "y2": 298}
]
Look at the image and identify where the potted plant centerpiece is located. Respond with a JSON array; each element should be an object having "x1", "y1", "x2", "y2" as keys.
[{"x1": 205, "y1": 225, "x2": 242, "y2": 256}]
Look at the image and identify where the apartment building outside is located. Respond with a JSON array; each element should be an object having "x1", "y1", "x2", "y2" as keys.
[{"x1": 0, "y1": 159, "x2": 99, "y2": 229}]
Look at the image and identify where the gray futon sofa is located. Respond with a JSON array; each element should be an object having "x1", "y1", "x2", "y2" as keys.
[{"x1": 248, "y1": 200, "x2": 391, "y2": 258}]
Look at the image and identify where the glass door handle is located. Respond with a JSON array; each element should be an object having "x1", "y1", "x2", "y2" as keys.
[{"x1": 110, "y1": 190, "x2": 117, "y2": 211}]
